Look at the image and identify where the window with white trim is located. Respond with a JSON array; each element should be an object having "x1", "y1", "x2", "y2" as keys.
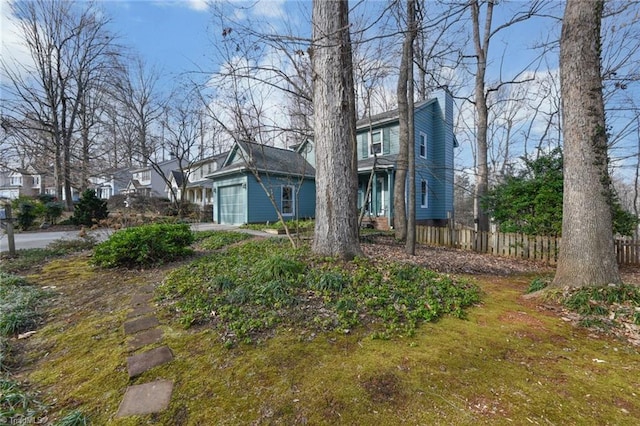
[
  {"x1": 370, "y1": 130, "x2": 382, "y2": 155},
  {"x1": 281, "y1": 185, "x2": 295, "y2": 216},
  {"x1": 420, "y1": 179, "x2": 428, "y2": 208},
  {"x1": 419, "y1": 132, "x2": 427, "y2": 158}
]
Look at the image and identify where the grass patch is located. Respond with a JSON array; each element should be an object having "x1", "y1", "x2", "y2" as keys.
[
  {"x1": 526, "y1": 276, "x2": 550, "y2": 293},
  {"x1": 0, "y1": 377, "x2": 49, "y2": 424},
  {"x1": 563, "y1": 283, "x2": 640, "y2": 334},
  {"x1": 193, "y1": 230, "x2": 253, "y2": 250},
  {"x1": 156, "y1": 239, "x2": 481, "y2": 346},
  {"x1": 241, "y1": 219, "x2": 315, "y2": 233},
  {"x1": 0, "y1": 272, "x2": 49, "y2": 337},
  {"x1": 15, "y1": 254, "x2": 640, "y2": 425},
  {"x1": 0, "y1": 236, "x2": 96, "y2": 274}
]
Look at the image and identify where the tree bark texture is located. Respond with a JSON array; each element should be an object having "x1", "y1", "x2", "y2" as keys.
[
  {"x1": 471, "y1": 0, "x2": 491, "y2": 234},
  {"x1": 311, "y1": 0, "x2": 362, "y2": 259},
  {"x1": 405, "y1": 0, "x2": 417, "y2": 255},
  {"x1": 553, "y1": 0, "x2": 621, "y2": 288},
  {"x1": 394, "y1": 0, "x2": 410, "y2": 241}
]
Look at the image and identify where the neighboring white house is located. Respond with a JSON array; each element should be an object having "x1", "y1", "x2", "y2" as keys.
[{"x1": 165, "y1": 153, "x2": 228, "y2": 210}]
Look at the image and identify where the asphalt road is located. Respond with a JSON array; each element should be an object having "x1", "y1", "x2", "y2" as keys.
[{"x1": 0, "y1": 223, "x2": 263, "y2": 253}]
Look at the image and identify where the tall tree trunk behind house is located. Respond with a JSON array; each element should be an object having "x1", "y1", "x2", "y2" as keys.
[{"x1": 552, "y1": 0, "x2": 621, "y2": 288}]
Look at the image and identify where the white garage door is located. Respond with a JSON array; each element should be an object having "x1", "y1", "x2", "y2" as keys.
[{"x1": 219, "y1": 185, "x2": 245, "y2": 225}]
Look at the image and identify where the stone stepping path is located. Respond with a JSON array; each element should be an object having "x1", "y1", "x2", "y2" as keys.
[
  {"x1": 128, "y1": 328, "x2": 163, "y2": 351},
  {"x1": 127, "y1": 345, "x2": 173, "y2": 378},
  {"x1": 116, "y1": 380, "x2": 174, "y2": 418},
  {"x1": 116, "y1": 288, "x2": 175, "y2": 418}
]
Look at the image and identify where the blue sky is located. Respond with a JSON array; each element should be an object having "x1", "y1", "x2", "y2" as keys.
[
  {"x1": 101, "y1": 0, "x2": 216, "y2": 83},
  {"x1": 2, "y1": 1, "x2": 638, "y2": 181}
]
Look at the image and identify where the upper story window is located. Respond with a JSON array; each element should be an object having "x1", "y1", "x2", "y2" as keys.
[
  {"x1": 32, "y1": 176, "x2": 40, "y2": 187},
  {"x1": 419, "y1": 132, "x2": 427, "y2": 159},
  {"x1": 370, "y1": 130, "x2": 382, "y2": 155},
  {"x1": 141, "y1": 170, "x2": 151, "y2": 182},
  {"x1": 10, "y1": 175, "x2": 22, "y2": 186}
]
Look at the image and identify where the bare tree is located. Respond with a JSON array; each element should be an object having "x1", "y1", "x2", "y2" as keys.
[
  {"x1": 552, "y1": 0, "x2": 621, "y2": 288},
  {"x1": 311, "y1": 0, "x2": 362, "y2": 259},
  {"x1": 1, "y1": 0, "x2": 119, "y2": 209},
  {"x1": 467, "y1": 0, "x2": 548, "y2": 233},
  {"x1": 393, "y1": 0, "x2": 418, "y2": 252},
  {"x1": 113, "y1": 58, "x2": 165, "y2": 166}
]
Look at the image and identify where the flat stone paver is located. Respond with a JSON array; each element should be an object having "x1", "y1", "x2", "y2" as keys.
[
  {"x1": 131, "y1": 293, "x2": 153, "y2": 306},
  {"x1": 137, "y1": 285, "x2": 155, "y2": 294},
  {"x1": 116, "y1": 380, "x2": 174, "y2": 417},
  {"x1": 128, "y1": 328, "x2": 163, "y2": 351},
  {"x1": 127, "y1": 345, "x2": 173, "y2": 378},
  {"x1": 124, "y1": 316, "x2": 159, "y2": 335},
  {"x1": 126, "y1": 305, "x2": 155, "y2": 319}
]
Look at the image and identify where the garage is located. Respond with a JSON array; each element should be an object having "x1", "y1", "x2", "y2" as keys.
[{"x1": 218, "y1": 184, "x2": 245, "y2": 225}]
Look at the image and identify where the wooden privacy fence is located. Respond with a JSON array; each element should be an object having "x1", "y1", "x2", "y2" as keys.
[{"x1": 416, "y1": 225, "x2": 640, "y2": 266}]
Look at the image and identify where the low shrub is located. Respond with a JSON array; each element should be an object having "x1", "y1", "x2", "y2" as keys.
[
  {"x1": 563, "y1": 283, "x2": 640, "y2": 332},
  {"x1": 14, "y1": 198, "x2": 37, "y2": 231},
  {"x1": 92, "y1": 223, "x2": 194, "y2": 268}
]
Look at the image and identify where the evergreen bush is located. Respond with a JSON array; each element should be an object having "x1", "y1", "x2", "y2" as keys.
[{"x1": 72, "y1": 189, "x2": 108, "y2": 226}]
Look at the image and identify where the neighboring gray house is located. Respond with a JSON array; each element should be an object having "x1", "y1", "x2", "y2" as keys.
[
  {"x1": 208, "y1": 141, "x2": 316, "y2": 225},
  {"x1": 0, "y1": 166, "x2": 45, "y2": 200},
  {"x1": 89, "y1": 168, "x2": 132, "y2": 199},
  {"x1": 124, "y1": 159, "x2": 179, "y2": 198}
]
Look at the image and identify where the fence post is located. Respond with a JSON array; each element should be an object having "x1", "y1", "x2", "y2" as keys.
[{"x1": 1, "y1": 203, "x2": 16, "y2": 256}]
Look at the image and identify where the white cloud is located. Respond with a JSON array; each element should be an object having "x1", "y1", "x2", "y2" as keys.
[
  {"x1": 186, "y1": 0, "x2": 209, "y2": 12},
  {"x1": 151, "y1": 0, "x2": 210, "y2": 13},
  {"x1": 0, "y1": 0, "x2": 35, "y2": 80}
]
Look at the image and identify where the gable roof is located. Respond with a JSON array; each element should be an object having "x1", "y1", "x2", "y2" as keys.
[
  {"x1": 210, "y1": 140, "x2": 315, "y2": 178},
  {"x1": 169, "y1": 170, "x2": 184, "y2": 187},
  {"x1": 356, "y1": 98, "x2": 436, "y2": 129}
]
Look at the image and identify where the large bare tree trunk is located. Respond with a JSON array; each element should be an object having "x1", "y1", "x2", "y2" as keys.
[
  {"x1": 394, "y1": 0, "x2": 411, "y2": 241},
  {"x1": 311, "y1": 0, "x2": 362, "y2": 260},
  {"x1": 470, "y1": 0, "x2": 492, "y2": 234},
  {"x1": 405, "y1": 0, "x2": 417, "y2": 255},
  {"x1": 552, "y1": 0, "x2": 621, "y2": 288}
]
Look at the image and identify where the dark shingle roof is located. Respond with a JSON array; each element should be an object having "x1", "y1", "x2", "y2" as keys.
[
  {"x1": 355, "y1": 98, "x2": 435, "y2": 129},
  {"x1": 213, "y1": 141, "x2": 315, "y2": 178},
  {"x1": 357, "y1": 154, "x2": 398, "y2": 171},
  {"x1": 170, "y1": 170, "x2": 184, "y2": 187}
]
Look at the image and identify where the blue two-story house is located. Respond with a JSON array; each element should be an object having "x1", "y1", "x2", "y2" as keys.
[
  {"x1": 208, "y1": 91, "x2": 455, "y2": 228},
  {"x1": 354, "y1": 91, "x2": 456, "y2": 229}
]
